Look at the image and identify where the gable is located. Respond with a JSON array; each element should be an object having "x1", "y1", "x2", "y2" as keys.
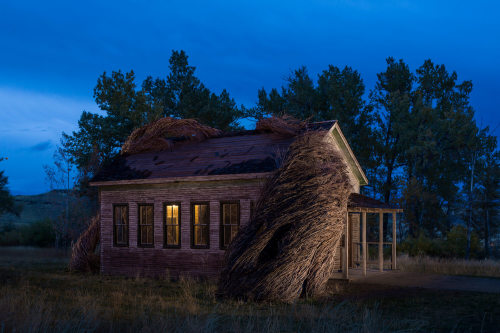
[{"x1": 328, "y1": 123, "x2": 369, "y2": 188}]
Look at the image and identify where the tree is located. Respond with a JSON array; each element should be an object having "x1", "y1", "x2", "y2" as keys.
[
  {"x1": 252, "y1": 65, "x2": 376, "y2": 174},
  {"x1": 408, "y1": 60, "x2": 477, "y2": 238},
  {"x1": 317, "y1": 65, "x2": 377, "y2": 179},
  {"x1": 477, "y1": 146, "x2": 500, "y2": 258},
  {"x1": 44, "y1": 144, "x2": 77, "y2": 248},
  {"x1": 254, "y1": 67, "x2": 318, "y2": 120},
  {"x1": 0, "y1": 157, "x2": 20, "y2": 217},
  {"x1": 369, "y1": 58, "x2": 413, "y2": 237},
  {"x1": 63, "y1": 50, "x2": 242, "y2": 196}
]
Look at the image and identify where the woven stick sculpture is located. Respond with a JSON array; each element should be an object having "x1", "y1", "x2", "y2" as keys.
[
  {"x1": 218, "y1": 131, "x2": 351, "y2": 302},
  {"x1": 121, "y1": 117, "x2": 222, "y2": 155},
  {"x1": 69, "y1": 214, "x2": 100, "y2": 273}
]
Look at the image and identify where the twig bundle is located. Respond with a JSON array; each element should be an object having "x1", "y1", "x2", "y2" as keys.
[
  {"x1": 69, "y1": 214, "x2": 100, "y2": 273},
  {"x1": 255, "y1": 115, "x2": 307, "y2": 137},
  {"x1": 218, "y1": 131, "x2": 351, "y2": 302},
  {"x1": 121, "y1": 117, "x2": 222, "y2": 155}
]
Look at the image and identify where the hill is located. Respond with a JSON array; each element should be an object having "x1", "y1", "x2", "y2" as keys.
[{"x1": 0, "y1": 190, "x2": 87, "y2": 227}]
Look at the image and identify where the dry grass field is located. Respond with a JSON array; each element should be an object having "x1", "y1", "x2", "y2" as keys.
[
  {"x1": 398, "y1": 254, "x2": 500, "y2": 278},
  {"x1": 0, "y1": 247, "x2": 499, "y2": 332}
]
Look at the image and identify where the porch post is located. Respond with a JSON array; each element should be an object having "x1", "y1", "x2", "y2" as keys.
[
  {"x1": 379, "y1": 212, "x2": 384, "y2": 272},
  {"x1": 362, "y1": 211, "x2": 367, "y2": 277},
  {"x1": 392, "y1": 212, "x2": 397, "y2": 270},
  {"x1": 343, "y1": 212, "x2": 349, "y2": 279}
]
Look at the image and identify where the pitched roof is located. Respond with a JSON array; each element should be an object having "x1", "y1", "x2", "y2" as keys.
[
  {"x1": 92, "y1": 130, "x2": 304, "y2": 183},
  {"x1": 90, "y1": 119, "x2": 370, "y2": 186}
]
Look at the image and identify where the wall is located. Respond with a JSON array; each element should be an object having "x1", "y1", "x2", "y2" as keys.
[
  {"x1": 99, "y1": 179, "x2": 263, "y2": 278},
  {"x1": 99, "y1": 177, "x2": 356, "y2": 279}
]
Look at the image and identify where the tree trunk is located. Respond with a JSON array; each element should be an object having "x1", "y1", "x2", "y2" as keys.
[{"x1": 466, "y1": 156, "x2": 475, "y2": 260}]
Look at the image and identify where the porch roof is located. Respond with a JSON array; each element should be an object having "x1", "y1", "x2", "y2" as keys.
[{"x1": 347, "y1": 193, "x2": 403, "y2": 213}]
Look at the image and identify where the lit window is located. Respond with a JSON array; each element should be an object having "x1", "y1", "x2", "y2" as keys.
[
  {"x1": 191, "y1": 203, "x2": 209, "y2": 248},
  {"x1": 164, "y1": 203, "x2": 180, "y2": 247}
]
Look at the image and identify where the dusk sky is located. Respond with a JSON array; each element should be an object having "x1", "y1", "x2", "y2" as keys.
[{"x1": 0, "y1": 0, "x2": 499, "y2": 195}]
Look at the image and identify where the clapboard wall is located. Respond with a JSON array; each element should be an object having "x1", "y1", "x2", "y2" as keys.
[{"x1": 99, "y1": 179, "x2": 349, "y2": 278}]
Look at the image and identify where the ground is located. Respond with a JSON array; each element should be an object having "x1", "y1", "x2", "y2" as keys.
[
  {"x1": 0, "y1": 247, "x2": 499, "y2": 332},
  {"x1": 350, "y1": 269, "x2": 500, "y2": 293}
]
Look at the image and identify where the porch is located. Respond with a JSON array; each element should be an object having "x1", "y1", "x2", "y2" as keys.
[{"x1": 334, "y1": 193, "x2": 403, "y2": 280}]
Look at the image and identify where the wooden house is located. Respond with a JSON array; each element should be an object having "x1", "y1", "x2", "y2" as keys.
[{"x1": 90, "y1": 120, "x2": 401, "y2": 279}]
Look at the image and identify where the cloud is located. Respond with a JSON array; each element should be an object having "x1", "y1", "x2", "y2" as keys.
[
  {"x1": 0, "y1": 87, "x2": 98, "y2": 195},
  {"x1": 29, "y1": 140, "x2": 52, "y2": 152}
]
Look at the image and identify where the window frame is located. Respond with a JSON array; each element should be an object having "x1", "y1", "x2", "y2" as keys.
[
  {"x1": 137, "y1": 203, "x2": 155, "y2": 248},
  {"x1": 219, "y1": 200, "x2": 240, "y2": 249},
  {"x1": 163, "y1": 202, "x2": 182, "y2": 249},
  {"x1": 113, "y1": 203, "x2": 129, "y2": 247},
  {"x1": 190, "y1": 201, "x2": 210, "y2": 249}
]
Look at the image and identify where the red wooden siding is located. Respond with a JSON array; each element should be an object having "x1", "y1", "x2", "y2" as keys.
[
  {"x1": 100, "y1": 181, "x2": 259, "y2": 278},
  {"x1": 100, "y1": 179, "x2": 346, "y2": 278}
]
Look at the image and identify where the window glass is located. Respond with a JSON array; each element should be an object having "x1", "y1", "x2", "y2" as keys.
[
  {"x1": 192, "y1": 204, "x2": 209, "y2": 247},
  {"x1": 139, "y1": 205, "x2": 154, "y2": 246},
  {"x1": 165, "y1": 204, "x2": 180, "y2": 247},
  {"x1": 113, "y1": 205, "x2": 128, "y2": 246},
  {"x1": 221, "y1": 202, "x2": 239, "y2": 248}
]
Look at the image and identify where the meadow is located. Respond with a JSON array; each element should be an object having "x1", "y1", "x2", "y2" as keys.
[
  {"x1": 398, "y1": 254, "x2": 500, "y2": 278},
  {"x1": 0, "y1": 247, "x2": 499, "y2": 332}
]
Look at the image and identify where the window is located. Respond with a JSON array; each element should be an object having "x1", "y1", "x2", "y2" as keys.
[
  {"x1": 220, "y1": 201, "x2": 240, "y2": 249},
  {"x1": 191, "y1": 203, "x2": 210, "y2": 248},
  {"x1": 113, "y1": 204, "x2": 128, "y2": 246},
  {"x1": 138, "y1": 204, "x2": 154, "y2": 247},
  {"x1": 164, "y1": 203, "x2": 181, "y2": 248}
]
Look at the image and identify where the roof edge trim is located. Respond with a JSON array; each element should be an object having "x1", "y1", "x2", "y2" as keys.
[
  {"x1": 89, "y1": 172, "x2": 274, "y2": 187},
  {"x1": 330, "y1": 123, "x2": 369, "y2": 186}
]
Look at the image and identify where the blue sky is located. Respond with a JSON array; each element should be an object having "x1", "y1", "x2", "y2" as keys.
[{"x1": 0, "y1": 0, "x2": 499, "y2": 195}]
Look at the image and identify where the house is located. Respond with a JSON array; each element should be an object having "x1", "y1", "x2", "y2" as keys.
[{"x1": 90, "y1": 118, "x2": 401, "y2": 279}]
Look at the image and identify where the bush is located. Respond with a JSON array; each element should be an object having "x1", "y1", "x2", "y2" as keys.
[
  {"x1": 399, "y1": 226, "x2": 482, "y2": 259},
  {"x1": 399, "y1": 233, "x2": 444, "y2": 257},
  {"x1": 0, "y1": 219, "x2": 55, "y2": 247},
  {"x1": 445, "y1": 225, "x2": 481, "y2": 258}
]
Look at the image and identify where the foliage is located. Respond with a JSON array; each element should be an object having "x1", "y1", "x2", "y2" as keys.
[
  {"x1": 0, "y1": 157, "x2": 20, "y2": 217},
  {"x1": 400, "y1": 226, "x2": 481, "y2": 259},
  {"x1": 251, "y1": 65, "x2": 377, "y2": 176},
  {"x1": 0, "y1": 219, "x2": 55, "y2": 247},
  {"x1": 63, "y1": 50, "x2": 242, "y2": 195}
]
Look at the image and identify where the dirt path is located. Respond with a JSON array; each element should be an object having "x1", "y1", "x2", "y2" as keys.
[{"x1": 349, "y1": 270, "x2": 500, "y2": 293}]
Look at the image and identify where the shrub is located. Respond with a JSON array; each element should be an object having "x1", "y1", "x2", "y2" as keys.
[
  {"x1": 399, "y1": 226, "x2": 482, "y2": 259},
  {"x1": 0, "y1": 219, "x2": 55, "y2": 247},
  {"x1": 445, "y1": 225, "x2": 481, "y2": 258}
]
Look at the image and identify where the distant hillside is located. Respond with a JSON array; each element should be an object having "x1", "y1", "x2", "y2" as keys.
[{"x1": 0, "y1": 190, "x2": 90, "y2": 226}]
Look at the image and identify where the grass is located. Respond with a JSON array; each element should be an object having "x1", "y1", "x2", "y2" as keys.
[
  {"x1": 0, "y1": 247, "x2": 499, "y2": 332},
  {"x1": 397, "y1": 254, "x2": 500, "y2": 278}
]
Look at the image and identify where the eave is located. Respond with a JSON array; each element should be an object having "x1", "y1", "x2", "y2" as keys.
[{"x1": 89, "y1": 172, "x2": 273, "y2": 187}]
